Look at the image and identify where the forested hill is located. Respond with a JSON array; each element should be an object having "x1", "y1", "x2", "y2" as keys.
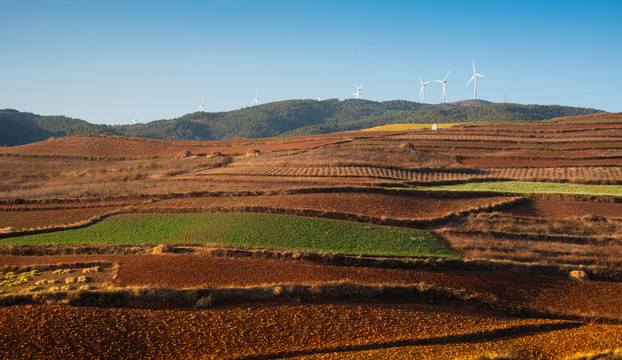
[
  {"x1": 114, "y1": 99, "x2": 441, "y2": 141},
  {"x1": 1, "y1": 100, "x2": 602, "y2": 146},
  {"x1": 0, "y1": 109, "x2": 116, "y2": 146}
]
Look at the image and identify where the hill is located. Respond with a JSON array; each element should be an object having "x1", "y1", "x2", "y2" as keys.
[
  {"x1": 114, "y1": 99, "x2": 442, "y2": 141},
  {"x1": 0, "y1": 109, "x2": 117, "y2": 146},
  {"x1": 1, "y1": 101, "x2": 602, "y2": 146}
]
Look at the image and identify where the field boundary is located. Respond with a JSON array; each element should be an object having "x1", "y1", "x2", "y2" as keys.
[
  {"x1": 0, "y1": 261, "x2": 114, "y2": 273},
  {"x1": 1, "y1": 242, "x2": 619, "y2": 281},
  {"x1": 133, "y1": 196, "x2": 527, "y2": 230},
  {"x1": 198, "y1": 165, "x2": 622, "y2": 185},
  {"x1": 446, "y1": 230, "x2": 618, "y2": 246},
  {"x1": 0, "y1": 194, "x2": 526, "y2": 239},
  {"x1": 2, "y1": 184, "x2": 618, "y2": 206},
  {"x1": 0, "y1": 206, "x2": 140, "y2": 239},
  {"x1": 0, "y1": 282, "x2": 620, "y2": 324}
]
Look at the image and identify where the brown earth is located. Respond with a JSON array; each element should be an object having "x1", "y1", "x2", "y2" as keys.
[
  {"x1": 506, "y1": 199, "x2": 622, "y2": 219},
  {"x1": 200, "y1": 165, "x2": 622, "y2": 183},
  {"x1": 138, "y1": 193, "x2": 512, "y2": 220},
  {"x1": 0, "y1": 304, "x2": 588, "y2": 360},
  {"x1": 0, "y1": 207, "x2": 123, "y2": 230},
  {"x1": 1, "y1": 254, "x2": 621, "y2": 319},
  {"x1": 458, "y1": 157, "x2": 622, "y2": 167},
  {"x1": 317, "y1": 323, "x2": 622, "y2": 360},
  {"x1": 5, "y1": 132, "x2": 380, "y2": 158}
]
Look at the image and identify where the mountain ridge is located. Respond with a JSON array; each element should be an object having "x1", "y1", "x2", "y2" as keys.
[{"x1": 1, "y1": 100, "x2": 602, "y2": 146}]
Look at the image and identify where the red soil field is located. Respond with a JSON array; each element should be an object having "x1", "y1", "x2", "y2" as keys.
[
  {"x1": 336, "y1": 323, "x2": 622, "y2": 359},
  {"x1": 386, "y1": 133, "x2": 622, "y2": 144},
  {"x1": 139, "y1": 193, "x2": 512, "y2": 220},
  {"x1": 0, "y1": 207, "x2": 123, "y2": 230},
  {"x1": 1, "y1": 254, "x2": 621, "y2": 318},
  {"x1": 450, "y1": 149, "x2": 622, "y2": 158},
  {"x1": 506, "y1": 199, "x2": 622, "y2": 219},
  {"x1": 457, "y1": 157, "x2": 622, "y2": 167},
  {"x1": 202, "y1": 165, "x2": 622, "y2": 183},
  {"x1": 0, "y1": 304, "x2": 581, "y2": 360},
  {"x1": 5, "y1": 132, "x2": 381, "y2": 158}
]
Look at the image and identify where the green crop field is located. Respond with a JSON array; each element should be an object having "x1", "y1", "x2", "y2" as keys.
[
  {"x1": 410, "y1": 181, "x2": 622, "y2": 197},
  {"x1": 1, "y1": 213, "x2": 455, "y2": 257}
]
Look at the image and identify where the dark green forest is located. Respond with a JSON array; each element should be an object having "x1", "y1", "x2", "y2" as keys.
[{"x1": 0, "y1": 100, "x2": 602, "y2": 146}]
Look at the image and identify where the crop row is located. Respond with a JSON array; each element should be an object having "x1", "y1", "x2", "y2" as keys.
[
  {"x1": 204, "y1": 166, "x2": 622, "y2": 183},
  {"x1": 388, "y1": 134, "x2": 622, "y2": 143}
]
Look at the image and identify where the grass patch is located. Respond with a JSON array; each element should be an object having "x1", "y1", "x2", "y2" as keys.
[
  {"x1": 409, "y1": 181, "x2": 622, "y2": 197},
  {"x1": 0, "y1": 213, "x2": 454, "y2": 257}
]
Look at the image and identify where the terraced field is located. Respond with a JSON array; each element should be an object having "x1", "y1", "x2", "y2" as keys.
[
  {"x1": 0, "y1": 113, "x2": 621, "y2": 359},
  {"x1": 199, "y1": 165, "x2": 622, "y2": 184}
]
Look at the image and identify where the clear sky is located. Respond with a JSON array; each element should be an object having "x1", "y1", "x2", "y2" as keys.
[{"x1": 1, "y1": 0, "x2": 621, "y2": 125}]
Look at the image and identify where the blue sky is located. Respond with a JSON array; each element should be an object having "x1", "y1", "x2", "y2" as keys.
[{"x1": 1, "y1": 0, "x2": 620, "y2": 125}]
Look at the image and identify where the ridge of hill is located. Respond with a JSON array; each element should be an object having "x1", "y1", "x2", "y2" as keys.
[
  {"x1": 1, "y1": 100, "x2": 602, "y2": 146},
  {"x1": 0, "y1": 109, "x2": 118, "y2": 146}
]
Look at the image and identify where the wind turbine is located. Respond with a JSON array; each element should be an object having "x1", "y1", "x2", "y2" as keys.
[
  {"x1": 132, "y1": 112, "x2": 138, "y2": 125},
  {"x1": 352, "y1": 82, "x2": 364, "y2": 99},
  {"x1": 466, "y1": 59, "x2": 485, "y2": 99},
  {"x1": 198, "y1": 95, "x2": 206, "y2": 112},
  {"x1": 433, "y1": 69, "x2": 452, "y2": 103},
  {"x1": 419, "y1": 76, "x2": 430, "y2": 103},
  {"x1": 251, "y1": 89, "x2": 260, "y2": 106}
]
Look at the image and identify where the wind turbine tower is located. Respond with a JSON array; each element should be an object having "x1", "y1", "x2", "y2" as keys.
[
  {"x1": 466, "y1": 60, "x2": 485, "y2": 99},
  {"x1": 433, "y1": 69, "x2": 452, "y2": 103},
  {"x1": 251, "y1": 89, "x2": 260, "y2": 106},
  {"x1": 352, "y1": 82, "x2": 364, "y2": 99},
  {"x1": 198, "y1": 95, "x2": 206, "y2": 112},
  {"x1": 419, "y1": 76, "x2": 430, "y2": 103}
]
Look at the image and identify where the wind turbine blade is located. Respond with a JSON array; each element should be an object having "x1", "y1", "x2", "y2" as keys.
[
  {"x1": 467, "y1": 75, "x2": 475, "y2": 87},
  {"x1": 472, "y1": 59, "x2": 476, "y2": 74},
  {"x1": 420, "y1": 86, "x2": 424, "y2": 96},
  {"x1": 444, "y1": 69, "x2": 452, "y2": 81},
  {"x1": 419, "y1": 75, "x2": 423, "y2": 85},
  {"x1": 477, "y1": 74, "x2": 486, "y2": 78},
  {"x1": 434, "y1": 80, "x2": 443, "y2": 83},
  {"x1": 423, "y1": 81, "x2": 430, "y2": 85},
  {"x1": 359, "y1": 84, "x2": 364, "y2": 89}
]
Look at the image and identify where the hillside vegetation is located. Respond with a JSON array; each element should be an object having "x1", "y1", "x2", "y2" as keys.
[{"x1": 1, "y1": 101, "x2": 601, "y2": 146}]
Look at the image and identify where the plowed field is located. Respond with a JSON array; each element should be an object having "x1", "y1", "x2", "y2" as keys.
[
  {"x1": 458, "y1": 156, "x2": 622, "y2": 167},
  {"x1": 139, "y1": 193, "x2": 512, "y2": 219},
  {"x1": 296, "y1": 323, "x2": 622, "y2": 359},
  {"x1": 0, "y1": 304, "x2": 587, "y2": 360},
  {"x1": 5, "y1": 132, "x2": 376, "y2": 158},
  {"x1": 1, "y1": 254, "x2": 621, "y2": 318},
  {"x1": 200, "y1": 165, "x2": 622, "y2": 183},
  {"x1": 0, "y1": 207, "x2": 122, "y2": 230},
  {"x1": 506, "y1": 199, "x2": 622, "y2": 219}
]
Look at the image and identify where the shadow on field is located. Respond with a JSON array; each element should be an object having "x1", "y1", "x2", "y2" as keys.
[{"x1": 234, "y1": 322, "x2": 583, "y2": 360}]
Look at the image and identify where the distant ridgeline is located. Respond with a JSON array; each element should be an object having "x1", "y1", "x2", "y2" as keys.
[{"x1": 0, "y1": 100, "x2": 602, "y2": 146}]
